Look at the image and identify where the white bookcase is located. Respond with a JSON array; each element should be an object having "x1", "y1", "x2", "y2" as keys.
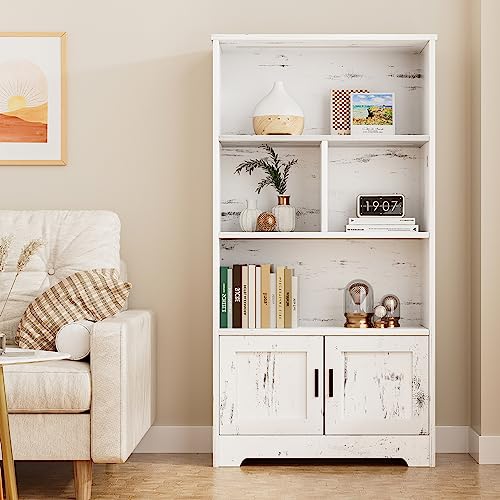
[{"x1": 212, "y1": 34, "x2": 436, "y2": 467}]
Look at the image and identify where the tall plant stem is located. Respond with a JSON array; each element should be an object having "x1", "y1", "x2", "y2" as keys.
[{"x1": 0, "y1": 273, "x2": 19, "y2": 320}]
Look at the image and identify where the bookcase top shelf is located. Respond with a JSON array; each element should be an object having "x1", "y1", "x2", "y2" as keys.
[
  {"x1": 219, "y1": 326, "x2": 429, "y2": 336},
  {"x1": 212, "y1": 34, "x2": 437, "y2": 52},
  {"x1": 219, "y1": 232, "x2": 430, "y2": 240},
  {"x1": 219, "y1": 135, "x2": 430, "y2": 148}
]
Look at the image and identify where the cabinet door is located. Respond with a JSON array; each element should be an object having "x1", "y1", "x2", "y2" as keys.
[
  {"x1": 219, "y1": 336, "x2": 323, "y2": 435},
  {"x1": 325, "y1": 336, "x2": 428, "y2": 435}
]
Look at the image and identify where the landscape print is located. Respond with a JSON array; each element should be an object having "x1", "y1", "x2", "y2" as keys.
[
  {"x1": 352, "y1": 93, "x2": 394, "y2": 126},
  {"x1": 0, "y1": 60, "x2": 48, "y2": 143}
]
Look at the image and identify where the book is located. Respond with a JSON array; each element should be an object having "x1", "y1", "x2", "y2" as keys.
[
  {"x1": 276, "y1": 266, "x2": 285, "y2": 328},
  {"x1": 255, "y1": 266, "x2": 261, "y2": 329},
  {"x1": 292, "y1": 275, "x2": 298, "y2": 328},
  {"x1": 348, "y1": 217, "x2": 415, "y2": 225},
  {"x1": 232, "y1": 265, "x2": 242, "y2": 328},
  {"x1": 270, "y1": 272, "x2": 277, "y2": 329},
  {"x1": 227, "y1": 268, "x2": 233, "y2": 329},
  {"x1": 346, "y1": 224, "x2": 419, "y2": 232},
  {"x1": 242, "y1": 265, "x2": 249, "y2": 328},
  {"x1": 284, "y1": 267, "x2": 294, "y2": 328},
  {"x1": 219, "y1": 267, "x2": 228, "y2": 328},
  {"x1": 248, "y1": 265, "x2": 256, "y2": 328},
  {"x1": 260, "y1": 264, "x2": 271, "y2": 328}
]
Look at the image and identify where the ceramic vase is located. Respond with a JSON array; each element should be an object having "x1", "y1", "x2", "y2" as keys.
[
  {"x1": 252, "y1": 81, "x2": 304, "y2": 135},
  {"x1": 272, "y1": 195, "x2": 296, "y2": 232},
  {"x1": 239, "y1": 199, "x2": 262, "y2": 232}
]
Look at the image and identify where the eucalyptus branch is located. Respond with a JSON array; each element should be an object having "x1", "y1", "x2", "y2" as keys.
[{"x1": 234, "y1": 144, "x2": 298, "y2": 196}]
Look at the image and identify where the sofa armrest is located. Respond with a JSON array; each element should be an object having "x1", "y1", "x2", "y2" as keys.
[{"x1": 91, "y1": 310, "x2": 155, "y2": 463}]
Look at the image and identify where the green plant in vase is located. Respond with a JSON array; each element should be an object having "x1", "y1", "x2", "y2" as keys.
[{"x1": 235, "y1": 144, "x2": 297, "y2": 232}]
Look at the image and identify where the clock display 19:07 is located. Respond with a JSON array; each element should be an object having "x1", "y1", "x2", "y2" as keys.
[{"x1": 358, "y1": 195, "x2": 404, "y2": 217}]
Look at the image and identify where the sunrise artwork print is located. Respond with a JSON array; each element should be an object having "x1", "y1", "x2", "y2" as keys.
[
  {"x1": 0, "y1": 33, "x2": 66, "y2": 165},
  {"x1": 0, "y1": 60, "x2": 48, "y2": 142}
]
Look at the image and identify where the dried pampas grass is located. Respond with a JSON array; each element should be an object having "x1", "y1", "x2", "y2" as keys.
[
  {"x1": 0, "y1": 235, "x2": 13, "y2": 272},
  {"x1": 0, "y1": 238, "x2": 45, "y2": 320},
  {"x1": 17, "y1": 239, "x2": 45, "y2": 272}
]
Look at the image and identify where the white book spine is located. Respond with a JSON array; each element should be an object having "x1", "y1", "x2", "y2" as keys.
[
  {"x1": 227, "y1": 269, "x2": 232, "y2": 329},
  {"x1": 291, "y1": 275, "x2": 298, "y2": 328},
  {"x1": 346, "y1": 224, "x2": 419, "y2": 232},
  {"x1": 255, "y1": 266, "x2": 261, "y2": 329},
  {"x1": 248, "y1": 264, "x2": 256, "y2": 329},
  {"x1": 349, "y1": 217, "x2": 415, "y2": 225},
  {"x1": 270, "y1": 273, "x2": 277, "y2": 329}
]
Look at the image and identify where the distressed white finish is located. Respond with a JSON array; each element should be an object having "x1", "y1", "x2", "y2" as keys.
[
  {"x1": 325, "y1": 336, "x2": 428, "y2": 435},
  {"x1": 221, "y1": 146, "x2": 321, "y2": 232},
  {"x1": 221, "y1": 48, "x2": 425, "y2": 136},
  {"x1": 219, "y1": 336, "x2": 323, "y2": 435},
  {"x1": 216, "y1": 435, "x2": 431, "y2": 467},
  {"x1": 213, "y1": 35, "x2": 436, "y2": 468},
  {"x1": 328, "y1": 147, "x2": 425, "y2": 231},
  {"x1": 221, "y1": 239, "x2": 425, "y2": 327}
]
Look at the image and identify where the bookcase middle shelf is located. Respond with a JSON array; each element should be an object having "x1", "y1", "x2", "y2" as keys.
[{"x1": 219, "y1": 231, "x2": 430, "y2": 239}]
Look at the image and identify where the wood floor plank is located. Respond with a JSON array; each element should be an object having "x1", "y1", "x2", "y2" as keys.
[{"x1": 11, "y1": 454, "x2": 500, "y2": 499}]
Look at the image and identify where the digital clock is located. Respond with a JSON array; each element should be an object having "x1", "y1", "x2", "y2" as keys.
[{"x1": 357, "y1": 194, "x2": 405, "y2": 217}]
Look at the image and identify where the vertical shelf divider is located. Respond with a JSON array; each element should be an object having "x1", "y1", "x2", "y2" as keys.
[{"x1": 320, "y1": 140, "x2": 329, "y2": 232}]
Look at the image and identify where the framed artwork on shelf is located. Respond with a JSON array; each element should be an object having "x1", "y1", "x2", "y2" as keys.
[
  {"x1": 330, "y1": 89, "x2": 369, "y2": 135},
  {"x1": 0, "y1": 32, "x2": 67, "y2": 166},
  {"x1": 351, "y1": 92, "x2": 395, "y2": 135}
]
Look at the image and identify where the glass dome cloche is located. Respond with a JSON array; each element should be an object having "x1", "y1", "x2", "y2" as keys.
[
  {"x1": 380, "y1": 294, "x2": 401, "y2": 327},
  {"x1": 344, "y1": 279, "x2": 374, "y2": 328}
]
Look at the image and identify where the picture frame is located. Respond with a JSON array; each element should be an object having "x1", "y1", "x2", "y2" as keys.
[
  {"x1": 350, "y1": 92, "x2": 395, "y2": 135},
  {"x1": 0, "y1": 32, "x2": 67, "y2": 166}
]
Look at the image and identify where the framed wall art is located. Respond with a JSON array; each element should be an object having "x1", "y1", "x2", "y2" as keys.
[
  {"x1": 351, "y1": 92, "x2": 395, "y2": 135},
  {"x1": 0, "y1": 32, "x2": 66, "y2": 165}
]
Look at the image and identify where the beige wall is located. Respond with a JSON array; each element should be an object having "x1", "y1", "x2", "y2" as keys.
[
  {"x1": 0, "y1": 0, "x2": 471, "y2": 426},
  {"x1": 478, "y1": 0, "x2": 500, "y2": 436},
  {"x1": 470, "y1": 0, "x2": 481, "y2": 435}
]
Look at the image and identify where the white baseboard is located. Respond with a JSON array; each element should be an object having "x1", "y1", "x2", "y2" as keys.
[
  {"x1": 134, "y1": 425, "x2": 473, "y2": 455},
  {"x1": 468, "y1": 427, "x2": 500, "y2": 464}
]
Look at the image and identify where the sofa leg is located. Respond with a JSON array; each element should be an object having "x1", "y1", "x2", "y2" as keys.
[{"x1": 73, "y1": 460, "x2": 92, "y2": 500}]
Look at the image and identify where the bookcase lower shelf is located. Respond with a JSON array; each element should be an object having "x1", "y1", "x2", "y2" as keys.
[
  {"x1": 218, "y1": 326, "x2": 429, "y2": 335},
  {"x1": 214, "y1": 435, "x2": 432, "y2": 467}
]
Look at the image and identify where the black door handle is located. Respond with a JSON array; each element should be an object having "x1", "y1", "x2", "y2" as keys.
[
  {"x1": 328, "y1": 369, "x2": 333, "y2": 397},
  {"x1": 314, "y1": 369, "x2": 319, "y2": 397}
]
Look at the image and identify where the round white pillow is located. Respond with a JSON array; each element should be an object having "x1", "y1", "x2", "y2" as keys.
[{"x1": 55, "y1": 320, "x2": 94, "y2": 360}]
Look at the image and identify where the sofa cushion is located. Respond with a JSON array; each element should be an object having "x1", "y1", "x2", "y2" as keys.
[
  {"x1": 16, "y1": 269, "x2": 131, "y2": 350},
  {"x1": 0, "y1": 210, "x2": 121, "y2": 342},
  {"x1": 4, "y1": 360, "x2": 90, "y2": 413}
]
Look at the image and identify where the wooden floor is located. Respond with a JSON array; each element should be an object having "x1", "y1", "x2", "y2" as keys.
[{"x1": 13, "y1": 454, "x2": 500, "y2": 499}]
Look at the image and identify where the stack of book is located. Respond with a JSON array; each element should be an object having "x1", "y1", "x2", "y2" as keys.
[
  {"x1": 220, "y1": 264, "x2": 298, "y2": 329},
  {"x1": 345, "y1": 217, "x2": 418, "y2": 232}
]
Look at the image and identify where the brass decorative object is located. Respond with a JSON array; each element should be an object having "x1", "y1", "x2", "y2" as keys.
[
  {"x1": 256, "y1": 211, "x2": 277, "y2": 232},
  {"x1": 381, "y1": 294, "x2": 401, "y2": 327},
  {"x1": 344, "y1": 279, "x2": 373, "y2": 328}
]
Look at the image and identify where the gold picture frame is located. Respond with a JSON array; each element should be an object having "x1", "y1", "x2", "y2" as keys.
[{"x1": 0, "y1": 32, "x2": 66, "y2": 166}]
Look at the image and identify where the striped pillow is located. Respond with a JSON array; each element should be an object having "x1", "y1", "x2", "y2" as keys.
[{"x1": 16, "y1": 269, "x2": 131, "y2": 351}]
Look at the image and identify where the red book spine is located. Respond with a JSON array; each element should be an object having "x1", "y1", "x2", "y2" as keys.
[{"x1": 232, "y1": 265, "x2": 242, "y2": 328}]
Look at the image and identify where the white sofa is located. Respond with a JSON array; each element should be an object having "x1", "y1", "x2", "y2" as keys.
[{"x1": 0, "y1": 210, "x2": 155, "y2": 499}]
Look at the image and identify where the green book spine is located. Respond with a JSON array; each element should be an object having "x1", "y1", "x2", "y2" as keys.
[{"x1": 220, "y1": 266, "x2": 228, "y2": 328}]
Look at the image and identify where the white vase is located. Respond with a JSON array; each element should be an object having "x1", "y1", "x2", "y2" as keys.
[
  {"x1": 272, "y1": 195, "x2": 296, "y2": 232},
  {"x1": 252, "y1": 81, "x2": 304, "y2": 135},
  {"x1": 239, "y1": 199, "x2": 262, "y2": 232}
]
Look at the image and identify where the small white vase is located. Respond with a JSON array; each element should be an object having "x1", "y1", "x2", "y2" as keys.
[
  {"x1": 239, "y1": 199, "x2": 262, "y2": 232},
  {"x1": 253, "y1": 81, "x2": 304, "y2": 135},
  {"x1": 272, "y1": 195, "x2": 296, "y2": 232}
]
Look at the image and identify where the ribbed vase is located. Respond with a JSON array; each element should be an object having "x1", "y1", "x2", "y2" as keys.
[{"x1": 239, "y1": 199, "x2": 262, "y2": 232}]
